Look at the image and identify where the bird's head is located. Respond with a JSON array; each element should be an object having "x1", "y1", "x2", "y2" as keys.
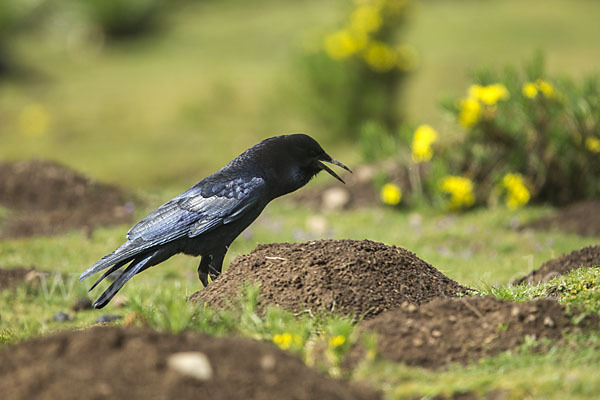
[
  {"x1": 282, "y1": 134, "x2": 352, "y2": 184},
  {"x1": 257, "y1": 134, "x2": 351, "y2": 198}
]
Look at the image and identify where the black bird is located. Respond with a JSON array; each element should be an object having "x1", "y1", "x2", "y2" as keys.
[{"x1": 80, "y1": 134, "x2": 351, "y2": 308}]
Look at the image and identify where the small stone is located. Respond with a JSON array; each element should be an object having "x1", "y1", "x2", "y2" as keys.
[
  {"x1": 525, "y1": 314, "x2": 537, "y2": 323},
  {"x1": 321, "y1": 187, "x2": 350, "y2": 211},
  {"x1": 260, "y1": 354, "x2": 276, "y2": 371},
  {"x1": 24, "y1": 270, "x2": 42, "y2": 283},
  {"x1": 355, "y1": 165, "x2": 376, "y2": 183},
  {"x1": 406, "y1": 304, "x2": 418, "y2": 313},
  {"x1": 168, "y1": 352, "x2": 213, "y2": 381},
  {"x1": 96, "y1": 314, "x2": 122, "y2": 323},
  {"x1": 448, "y1": 315, "x2": 457, "y2": 323},
  {"x1": 111, "y1": 294, "x2": 129, "y2": 308},
  {"x1": 431, "y1": 329, "x2": 442, "y2": 338},
  {"x1": 511, "y1": 306, "x2": 521, "y2": 318},
  {"x1": 72, "y1": 298, "x2": 93, "y2": 312},
  {"x1": 52, "y1": 312, "x2": 72, "y2": 322},
  {"x1": 306, "y1": 215, "x2": 328, "y2": 234},
  {"x1": 483, "y1": 335, "x2": 495, "y2": 345},
  {"x1": 412, "y1": 337, "x2": 424, "y2": 347},
  {"x1": 543, "y1": 316, "x2": 555, "y2": 327}
]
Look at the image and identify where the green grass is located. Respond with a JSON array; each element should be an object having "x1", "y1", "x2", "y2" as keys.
[{"x1": 4, "y1": 248, "x2": 600, "y2": 398}]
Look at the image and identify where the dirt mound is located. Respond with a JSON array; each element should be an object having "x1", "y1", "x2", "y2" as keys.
[
  {"x1": 0, "y1": 327, "x2": 378, "y2": 400},
  {"x1": 0, "y1": 159, "x2": 135, "y2": 238},
  {"x1": 0, "y1": 267, "x2": 40, "y2": 290},
  {"x1": 513, "y1": 245, "x2": 600, "y2": 285},
  {"x1": 526, "y1": 200, "x2": 600, "y2": 237},
  {"x1": 354, "y1": 296, "x2": 599, "y2": 369},
  {"x1": 191, "y1": 239, "x2": 470, "y2": 318}
]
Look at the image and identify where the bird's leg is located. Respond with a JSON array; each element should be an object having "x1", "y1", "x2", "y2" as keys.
[
  {"x1": 208, "y1": 247, "x2": 227, "y2": 283},
  {"x1": 198, "y1": 256, "x2": 210, "y2": 287}
]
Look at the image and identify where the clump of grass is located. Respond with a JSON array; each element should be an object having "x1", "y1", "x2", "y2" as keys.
[
  {"x1": 354, "y1": 331, "x2": 600, "y2": 399},
  {"x1": 127, "y1": 282, "x2": 362, "y2": 376},
  {"x1": 482, "y1": 266, "x2": 600, "y2": 315}
]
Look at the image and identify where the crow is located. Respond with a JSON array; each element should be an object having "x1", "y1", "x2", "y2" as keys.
[{"x1": 80, "y1": 134, "x2": 351, "y2": 308}]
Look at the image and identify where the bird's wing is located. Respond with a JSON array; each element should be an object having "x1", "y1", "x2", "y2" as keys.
[
  {"x1": 80, "y1": 176, "x2": 266, "y2": 282},
  {"x1": 126, "y1": 176, "x2": 266, "y2": 243}
]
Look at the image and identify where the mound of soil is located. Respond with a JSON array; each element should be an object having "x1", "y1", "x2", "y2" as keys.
[
  {"x1": 0, "y1": 267, "x2": 40, "y2": 290},
  {"x1": 0, "y1": 327, "x2": 378, "y2": 400},
  {"x1": 513, "y1": 245, "x2": 600, "y2": 285},
  {"x1": 0, "y1": 159, "x2": 135, "y2": 238},
  {"x1": 526, "y1": 200, "x2": 600, "y2": 237},
  {"x1": 353, "y1": 296, "x2": 599, "y2": 369},
  {"x1": 191, "y1": 239, "x2": 470, "y2": 318}
]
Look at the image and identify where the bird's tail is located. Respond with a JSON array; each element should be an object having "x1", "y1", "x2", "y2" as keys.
[
  {"x1": 79, "y1": 240, "x2": 144, "y2": 282},
  {"x1": 91, "y1": 250, "x2": 160, "y2": 309}
]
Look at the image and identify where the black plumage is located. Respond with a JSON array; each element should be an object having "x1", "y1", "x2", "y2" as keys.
[{"x1": 80, "y1": 134, "x2": 351, "y2": 308}]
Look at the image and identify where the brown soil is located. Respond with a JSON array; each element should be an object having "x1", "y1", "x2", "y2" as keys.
[
  {"x1": 353, "y1": 296, "x2": 599, "y2": 369},
  {"x1": 191, "y1": 239, "x2": 470, "y2": 319},
  {"x1": 512, "y1": 245, "x2": 600, "y2": 285},
  {"x1": 0, "y1": 159, "x2": 135, "y2": 238},
  {"x1": 0, "y1": 327, "x2": 379, "y2": 400},
  {"x1": 0, "y1": 267, "x2": 41, "y2": 290},
  {"x1": 526, "y1": 200, "x2": 600, "y2": 237}
]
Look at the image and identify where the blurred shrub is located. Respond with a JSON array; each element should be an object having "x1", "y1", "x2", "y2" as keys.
[
  {"x1": 0, "y1": 0, "x2": 46, "y2": 74},
  {"x1": 79, "y1": 0, "x2": 167, "y2": 39},
  {"x1": 300, "y1": 0, "x2": 418, "y2": 139},
  {"x1": 366, "y1": 55, "x2": 600, "y2": 211},
  {"x1": 442, "y1": 55, "x2": 600, "y2": 206}
]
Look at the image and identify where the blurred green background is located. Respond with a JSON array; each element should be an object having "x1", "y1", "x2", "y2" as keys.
[{"x1": 2, "y1": 0, "x2": 599, "y2": 191}]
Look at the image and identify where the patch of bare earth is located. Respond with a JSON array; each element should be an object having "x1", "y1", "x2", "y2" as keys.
[
  {"x1": 0, "y1": 159, "x2": 135, "y2": 238},
  {"x1": 352, "y1": 296, "x2": 599, "y2": 369},
  {"x1": 0, "y1": 327, "x2": 379, "y2": 400},
  {"x1": 0, "y1": 267, "x2": 42, "y2": 290},
  {"x1": 191, "y1": 239, "x2": 470, "y2": 318},
  {"x1": 526, "y1": 200, "x2": 600, "y2": 237},
  {"x1": 513, "y1": 245, "x2": 600, "y2": 285}
]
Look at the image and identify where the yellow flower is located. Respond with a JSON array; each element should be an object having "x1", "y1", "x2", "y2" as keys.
[
  {"x1": 329, "y1": 335, "x2": 346, "y2": 348},
  {"x1": 380, "y1": 183, "x2": 402, "y2": 205},
  {"x1": 440, "y1": 176, "x2": 475, "y2": 211},
  {"x1": 536, "y1": 79, "x2": 554, "y2": 98},
  {"x1": 522, "y1": 82, "x2": 538, "y2": 98},
  {"x1": 324, "y1": 30, "x2": 364, "y2": 60},
  {"x1": 411, "y1": 124, "x2": 438, "y2": 162},
  {"x1": 273, "y1": 333, "x2": 293, "y2": 350},
  {"x1": 479, "y1": 84, "x2": 510, "y2": 105},
  {"x1": 458, "y1": 97, "x2": 482, "y2": 128},
  {"x1": 350, "y1": 5, "x2": 382, "y2": 35},
  {"x1": 363, "y1": 41, "x2": 397, "y2": 72},
  {"x1": 522, "y1": 79, "x2": 555, "y2": 99},
  {"x1": 502, "y1": 173, "x2": 530, "y2": 210},
  {"x1": 469, "y1": 84, "x2": 509, "y2": 106},
  {"x1": 585, "y1": 137, "x2": 600, "y2": 153},
  {"x1": 19, "y1": 103, "x2": 51, "y2": 138}
]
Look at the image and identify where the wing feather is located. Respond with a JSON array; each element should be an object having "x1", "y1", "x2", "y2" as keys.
[{"x1": 126, "y1": 176, "x2": 265, "y2": 244}]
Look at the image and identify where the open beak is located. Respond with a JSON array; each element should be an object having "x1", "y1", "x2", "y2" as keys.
[{"x1": 318, "y1": 155, "x2": 352, "y2": 184}]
